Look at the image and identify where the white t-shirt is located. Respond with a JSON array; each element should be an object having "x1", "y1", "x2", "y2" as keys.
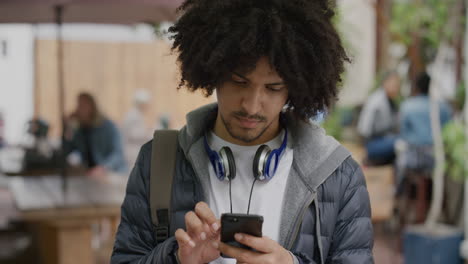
[{"x1": 206, "y1": 130, "x2": 293, "y2": 264}]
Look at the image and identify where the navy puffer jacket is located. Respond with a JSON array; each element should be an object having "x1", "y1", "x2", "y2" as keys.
[{"x1": 111, "y1": 104, "x2": 374, "y2": 263}]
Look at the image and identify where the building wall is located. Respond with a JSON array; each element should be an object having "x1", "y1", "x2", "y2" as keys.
[
  {"x1": 35, "y1": 38, "x2": 213, "y2": 138},
  {"x1": 0, "y1": 25, "x2": 35, "y2": 144},
  {"x1": 0, "y1": 24, "x2": 213, "y2": 143},
  {"x1": 337, "y1": 0, "x2": 376, "y2": 106}
]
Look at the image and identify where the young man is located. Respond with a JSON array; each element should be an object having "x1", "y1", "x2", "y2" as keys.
[{"x1": 112, "y1": 1, "x2": 374, "y2": 263}]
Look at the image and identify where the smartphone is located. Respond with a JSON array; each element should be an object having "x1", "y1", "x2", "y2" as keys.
[{"x1": 221, "y1": 213, "x2": 263, "y2": 250}]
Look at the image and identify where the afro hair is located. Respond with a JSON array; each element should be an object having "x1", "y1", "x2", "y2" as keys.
[{"x1": 169, "y1": 0, "x2": 349, "y2": 120}]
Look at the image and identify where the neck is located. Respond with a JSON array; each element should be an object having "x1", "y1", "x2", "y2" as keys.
[{"x1": 213, "y1": 114, "x2": 281, "y2": 146}]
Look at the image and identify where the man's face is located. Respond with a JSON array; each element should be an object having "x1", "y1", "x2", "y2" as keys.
[
  {"x1": 216, "y1": 57, "x2": 289, "y2": 145},
  {"x1": 384, "y1": 74, "x2": 401, "y2": 99}
]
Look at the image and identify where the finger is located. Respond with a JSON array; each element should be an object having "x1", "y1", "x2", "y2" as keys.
[
  {"x1": 211, "y1": 231, "x2": 221, "y2": 245},
  {"x1": 185, "y1": 211, "x2": 206, "y2": 240},
  {"x1": 203, "y1": 223, "x2": 217, "y2": 239},
  {"x1": 204, "y1": 220, "x2": 221, "y2": 238},
  {"x1": 218, "y1": 242, "x2": 261, "y2": 263},
  {"x1": 194, "y1": 202, "x2": 219, "y2": 232},
  {"x1": 175, "y1": 228, "x2": 196, "y2": 248},
  {"x1": 235, "y1": 234, "x2": 276, "y2": 253}
]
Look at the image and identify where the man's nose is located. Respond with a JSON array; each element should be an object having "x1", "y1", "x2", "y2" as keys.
[{"x1": 240, "y1": 87, "x2": 263, "y2": 116}]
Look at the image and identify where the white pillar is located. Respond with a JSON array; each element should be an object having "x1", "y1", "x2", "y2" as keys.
[{"x1": 0, "y1": 24, "x2": 35, "y2": 145}]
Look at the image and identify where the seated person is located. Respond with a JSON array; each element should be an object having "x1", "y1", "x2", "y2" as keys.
[
  {"x1": 357, "y1": 71, "x2": 401, "y2": 165},
  {"x1": 65, "y1": 92, "x2": 127, "y2": 177},
  {"x1": 395, "y1": 71, "x2": 452, "y2": 191}
]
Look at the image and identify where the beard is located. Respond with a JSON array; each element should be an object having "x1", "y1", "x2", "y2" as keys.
[{"x1": 220, "y1": 111, "x2": 273, "y2": 143}]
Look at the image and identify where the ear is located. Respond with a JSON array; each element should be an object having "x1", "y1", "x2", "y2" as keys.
[{"x1": 282, "y1": 100, "x2": 291, "y2": 111}]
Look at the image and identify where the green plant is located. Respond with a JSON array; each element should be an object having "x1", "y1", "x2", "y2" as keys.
[
  {"x1": 454, "y1": 81, "x2": 465, "y2": 111},
  {"x1": 152, "y1": 22, "x2": 165, "y2": 38},
  {"x1": 442, "y1": 120, "x2": 468, "y2": 181},
  {"x1": 322, "y1": 107, "x2": 356, "y2": 140},
  {"x1": 322, "y1": 109, "x2": 342, "y2": 140},
  {"x1": 390, "y1": 0, "x2": 457, "y2": 63}
]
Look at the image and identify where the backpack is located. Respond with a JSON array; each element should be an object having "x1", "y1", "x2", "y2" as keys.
[{"x1": 149, "y1": 130, "x2": 179, "y2": 243}]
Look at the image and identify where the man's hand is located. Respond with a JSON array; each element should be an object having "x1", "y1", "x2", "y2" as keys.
[
  {"x1": 217, "y1": 233, "x2": 294, "y2": 264},
  {"x1": 175, "y1": 202, "x2": 221, "y2": 264}
]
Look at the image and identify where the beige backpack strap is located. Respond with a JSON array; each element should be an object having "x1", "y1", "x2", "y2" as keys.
[{"x1": 150, "y1": 129, "x2": 179, "y2": 243}]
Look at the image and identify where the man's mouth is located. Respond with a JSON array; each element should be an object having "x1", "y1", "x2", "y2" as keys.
[{"x1": 235, "y1": 116, "x2": 261, "y2": 129}]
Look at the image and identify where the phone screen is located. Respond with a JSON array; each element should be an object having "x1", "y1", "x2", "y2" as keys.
[{"x1": 221, "y1": 213, "x2": 263, "y2": 250}]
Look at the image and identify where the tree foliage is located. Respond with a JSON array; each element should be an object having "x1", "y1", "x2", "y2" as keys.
[{"x1": 390, "y1": 0, "x2": 459, "y2": 62}]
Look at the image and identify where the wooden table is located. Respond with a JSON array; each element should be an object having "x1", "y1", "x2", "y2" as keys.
[{"x1": 9, "y1": 174, "x2": 126, "y2": 264}]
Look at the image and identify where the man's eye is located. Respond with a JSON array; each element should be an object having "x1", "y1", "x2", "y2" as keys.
[
  {"x1": 267, "y1": 86, "x2": 284, "y2": 92},
  {"x1": 232, "y1": 79, "x2": 248, "y2": 85}
]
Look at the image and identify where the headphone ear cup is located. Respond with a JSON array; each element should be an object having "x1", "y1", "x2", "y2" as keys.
[
  {"x1": 253, "y1": 145, "x2": 271, "y2": 180},
  {"x1": 220, "y1": 147, "x2": 236, "y2": 180}
]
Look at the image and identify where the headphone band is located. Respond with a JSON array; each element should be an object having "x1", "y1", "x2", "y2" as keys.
[
  {"x1": 263, "y1": 128, "x2": 288, "y2": 180},
  {"x1": 203, "y1": 135, "x2": 226, "y2": 180}
]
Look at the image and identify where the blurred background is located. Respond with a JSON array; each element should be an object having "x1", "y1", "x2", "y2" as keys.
[{"x1": 0, "y1": 0, "x2": 467, "y2": 263}]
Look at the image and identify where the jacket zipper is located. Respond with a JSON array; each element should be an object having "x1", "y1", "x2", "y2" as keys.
[{"x1": 286, "y1": 193, "x2": 316, "y2": 249}]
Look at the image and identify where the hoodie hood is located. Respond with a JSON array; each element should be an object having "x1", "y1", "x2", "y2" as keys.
[{"x1": 178, "y1": 103, "x2": 350, "y2": 191}]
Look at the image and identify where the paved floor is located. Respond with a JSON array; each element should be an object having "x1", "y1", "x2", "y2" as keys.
[{"x1": 373, "y1": 222, "x2": 403, "y2": 264}]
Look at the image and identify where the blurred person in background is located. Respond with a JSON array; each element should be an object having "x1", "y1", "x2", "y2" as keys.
[
  {"x1": 358, "y1": 71, "x2": 401, "y2": 165},
  {"x1": 395, "y1": 71, "x2": 452, "y2": 193},
  {"x1": 65, "y1": 92, "x2": 127, "y2": 177},
  {"x1": 122, "y1": 89, "x2": 153, "y2": 166}
]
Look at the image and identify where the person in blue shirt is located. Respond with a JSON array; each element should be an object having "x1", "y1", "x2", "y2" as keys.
[
  {"x1": 399, "y1": 72, "x2": 452, "y2": 145},
  {"x1": 65, "y1": 92, "x2": 127, "y2": 177},
  {"x1": 395, "y1": 71, "x2": 452, "y2": 191}
]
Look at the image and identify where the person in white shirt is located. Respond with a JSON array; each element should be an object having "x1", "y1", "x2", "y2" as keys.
[
  {"x1": 357, "y1": 71, "x2": 401, "y2": 165},
  {"x1": 122, "y1": 89, "x2": 153, "y2": 166}
]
